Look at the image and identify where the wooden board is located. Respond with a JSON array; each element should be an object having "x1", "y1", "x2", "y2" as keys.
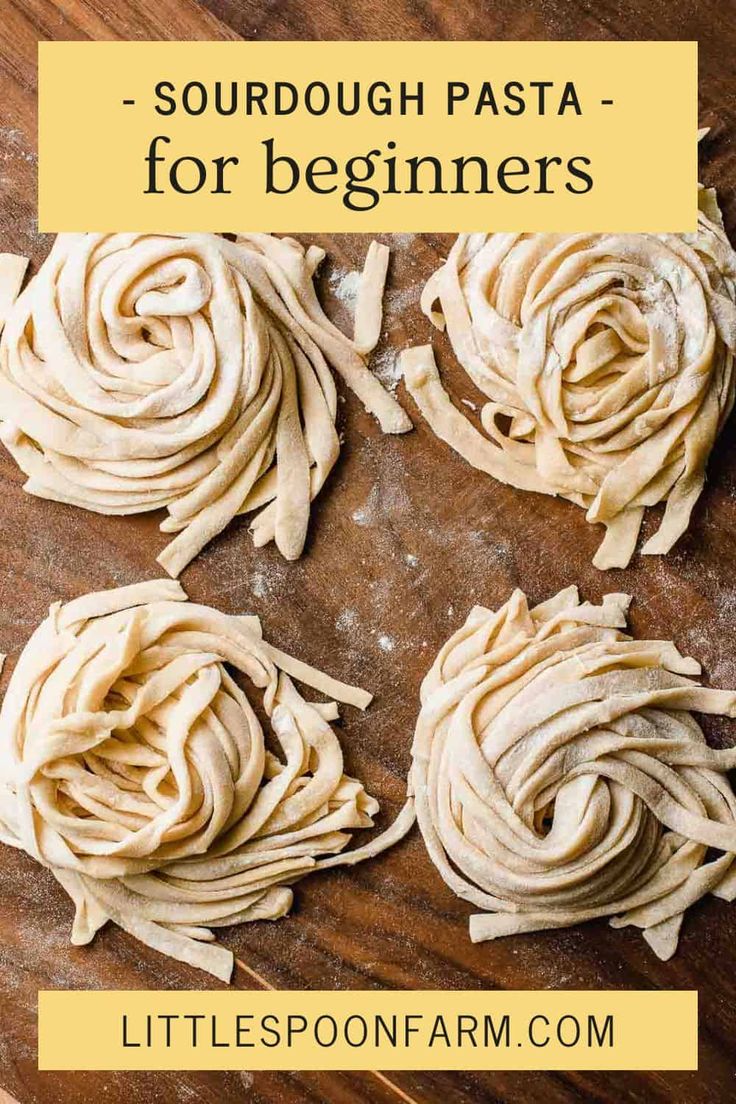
[{"x1": 2, "y1": 2, "x2": 736, "y2": 1102}]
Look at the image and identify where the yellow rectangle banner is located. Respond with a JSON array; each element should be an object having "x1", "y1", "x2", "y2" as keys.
[
  {"x1": 38, "y1": 41, "x2": 697, "y2": 233},
  {"x1": 37, "y1": 990, "x2": 697, "y2": 1071}
]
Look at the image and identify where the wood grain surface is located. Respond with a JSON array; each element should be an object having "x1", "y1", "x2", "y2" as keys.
[{"x1": 2, "y1": 1, "x2": 736, "y2": 1102}]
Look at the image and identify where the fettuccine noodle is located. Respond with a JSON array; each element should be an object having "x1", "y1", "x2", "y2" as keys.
[
  {"x1": 403, "y1": 185, "x2": 736, "y2": 568},
  {"x1": 0, "y1": 579, "x2": 413, "y2": 981},
  {"x1": 410, "y1": 586, "x2": 736, "y2": 959},
  {"x1": 0, "y1": 233, "x2": 410, "y2": 576}
]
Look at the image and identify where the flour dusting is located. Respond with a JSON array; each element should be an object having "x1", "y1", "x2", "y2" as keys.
[
  {"x1": 371, "y1": 347, "x2": 402, "y2": 393},
  {"x1": 0, "y1": 127, "x2": 36, "y2": 164},
  {"x1": 336, "y1": 608, "x2": 358, "y2": 632},
  {"x1": 329, "y1": 268, "x2": 361, "y2": 310},
  {"x1": 251, "y1": 571, "x2": 269, "y2": 599}
]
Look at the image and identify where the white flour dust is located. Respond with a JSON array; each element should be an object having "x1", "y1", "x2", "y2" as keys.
[
  {"x1": 371, "y1": 347, "x2": 402, "y2": 393},
  {"x1": 336, "y1": 608, "x2": 358, "y2": 632},
  {"x1": 328, "y1": 268, "x2": 361, "y2": 310}
]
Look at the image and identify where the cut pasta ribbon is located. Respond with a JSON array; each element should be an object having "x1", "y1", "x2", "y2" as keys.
[
  {"x1": 403, "y1": 184, "x2": 736, "y2": 569},
  {"x1": 410, "y1": 586, "x2": 736, "y2": 959},
  {"x1": 0, "y1": 580, "x2": 412, "y2": 981},
  {"x1": 0, "y1": 234, "x2": 410, "y2": 577}
]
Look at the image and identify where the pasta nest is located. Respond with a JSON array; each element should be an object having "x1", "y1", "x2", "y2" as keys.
[
  {"x1": 403, "y1": 188, "x2": 736, "y2": 568},
  {"x1": 410, "y1": 585, "x2": 736, "y2": 958},
  {"x1": 0, "y1": 233, "x2": 410, "y2": 576},
  {"x1": 0, "y1": 580, "x2": 411, "y2": 981}
]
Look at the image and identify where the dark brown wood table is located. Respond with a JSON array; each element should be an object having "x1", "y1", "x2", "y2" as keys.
[{"x1": 1, "y1": 2, "x2": 736, "y2": 1102}]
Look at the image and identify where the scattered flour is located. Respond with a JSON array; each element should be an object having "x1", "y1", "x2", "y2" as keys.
[
  {"x1": 0, "y1": 127, "x2": 36, "y2": 165},
  {"x1": 351, "y1": 480, "x2": 410, "y2": 529},
  {"x1": 336, "y1": 608, "x2": 358, "y2": 632},
  {"x1": 251, "y1": 571, "x2": 269, "y2": 599},
  {"x1": 377, "y1": 634, "x2": 395, "y2": 652},
  {"x1": 352, "y1": 485, "x2": 381, "y2": 526},
  {"x1": 329, "y1": 268, "x2": 361, "y2": 310},
  {"x1": 385, "y1": 283, "x2": 417, "y2": 318},
  {"x1": 370, "y1": 346, "x2": 402, "y2": 393},
  {"x1": 405, "y1": 553, "x2": 419, "y2": 567},
  {"x1": 390, "y1": 232, "x2": 417, "y2": 248}
]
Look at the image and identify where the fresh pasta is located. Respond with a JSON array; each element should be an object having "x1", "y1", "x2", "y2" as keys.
[
  {"x1": 410, "y1": 586, "x2": 736, "y2": 958},
  {"x1": 0, "y1": 579, "x2": 413, "y2": 981},
  {"x1": 0, "y1": 233, "x2": 410, "y2": 576},
  {"x1": 403, "y1": 185, "x2": 736, "y2": 568}
]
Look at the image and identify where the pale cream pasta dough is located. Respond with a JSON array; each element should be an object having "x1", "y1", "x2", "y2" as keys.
[
  {"x1": 402, "y1": 184, "x2": 736, "y2": 569},
  {"x1": 0, "y1": 233, "x2": 410, "y2": 577},
  {"x1": 0, "y1": 579, "x2": 414, "y2": 981},
  {"x1": 410, "y1": 586, "x2": 736, "y2": 959}
]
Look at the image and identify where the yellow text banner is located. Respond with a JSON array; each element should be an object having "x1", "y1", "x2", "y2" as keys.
[
  {"x1": 38, "y1": 40, "x2": 697, "y2": 233},
  {"x1": 38, "y1": 989, "x2": 697, "y2": 1071}
]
